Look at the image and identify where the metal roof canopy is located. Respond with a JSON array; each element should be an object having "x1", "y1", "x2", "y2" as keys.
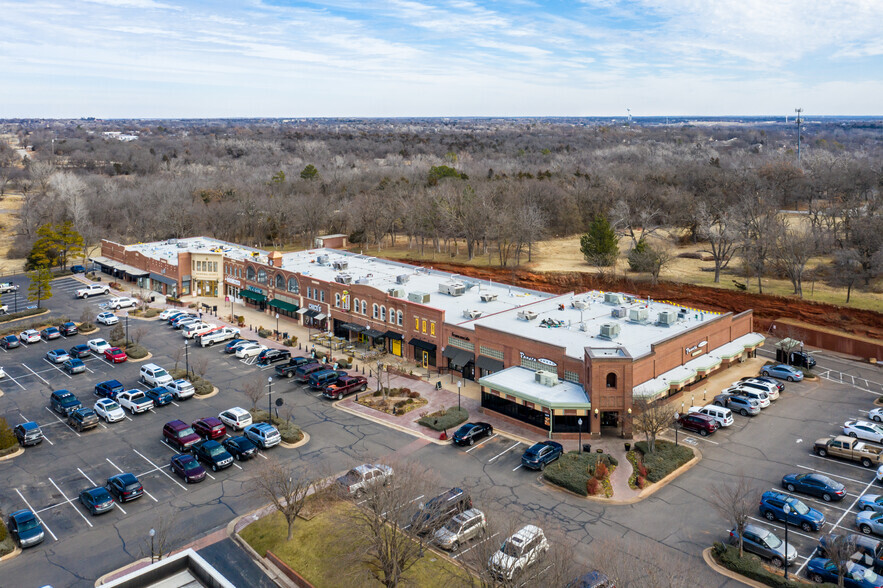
[{"x1": 479, "y1": 366, "x2": 589, "y2": 410}]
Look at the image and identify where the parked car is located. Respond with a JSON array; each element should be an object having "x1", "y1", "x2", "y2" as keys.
[
  {"x1": 93, "y1": 398, "x2": 125, "y2": 423},
  {"x1": 336, "y1": 464, "x2": 394, "y2": 496},
  {"x1": 165, "y1": 379, "x2": 195, "y2": 400},
  {"x1": 79, "y1": 486, "x2": 115, "y2": 515},
  {"x1": 870, "y1": 408, "x2": 883, "y2": 424},
  {"x1": 104, "y1": 347, "x2": 127, "y2": 363},
  {"x1": 225, "y1": 338, "x2": 256, "y2": 353},
  {"x1": 218, "y1": 407, "x2": 252, "y2": 431},
  {"x1": 75, "y1": 283, "x2": 109, "y2": 298},
  {"x1": 0, "y1": 282, "x2": 19, "y2": 293},
  {"x1": 309, "y1": 369, "x2": 346, "y2": 389},
  {"x1": 145, "y1": 386, "x2": 174, "y2": 407},
  {"x1": 191, "y1": 440, "x2": 234, "y2": 472},
  {"x1": 256, "y1": 348, "x2": 291, "y2": 366},
  {"x1": 782, "y1": 472, "x2": 846, "y2": 502},
  {"x1": 741, "y1": 375, "x2": 785, "y2": 392},
  {"x1": 729, "y1": 523, "x2": 797, "y2": 569},
  {"x1": 158, "y1": 309, "x2": 180, "y2": 320},
  {"x1": 322, "y1": 375, "x2": 369, "y2": 400},
  {"x1": 243, "y1": 422, "x2": 281, "y2": 449},
  {"x1": 140, "y1": 363, "x2": 173, "y2": 387},
  {"x1": 721, "y1": 385, "x2": 771, "y2": 407},
  {"x1": 7, "y1": 509, "x2": 45, "y2": 548},
  {"x1": 40, "y1": 327, "x2": 61, "y2": 341},
  {"x1": 520, "y1": 441, "x2": 564, "y2": 470},
  {"x1": 50, "y1": 390, "x2": 82, "y2": 415},
  {"x1": 819, "y1": 534, "x2": 883, "y2": 575},
  {"x1": 860, "y1": 495, "x2": 883, "y2": 513},
  {"x1": 170, "y1": 454, "x2": 206, "y2": 484},
  {"x1": 70, "y1": 265, "x2": 86, "y2": 273},
  {"x1": 46, "y1": 348, "x2": 71, "y2": 364},
  {"x1": 19, "y1": 329, "x2": 41, "y2": 344},
  {"x1": 235, "y1": 343, "x2": 266, "y2": 358},
  {"x1": 488, "y1": 525, "x2": 549, "y2": 580},
  {"x1": 107, "y1": 297, "x2": 137, "y2": 310},
  {"x1": 181, "y1": 322, "x2": 212, "y2": 339},
  {"x1": 274, "y1": 355, "x2": 318, "y2": 376},
  {"x1": 434, "y1": 508, "x2": 487, "y2": 551},
  {"x1": 410, "y1": 488, "x2": 473, "y2": 534},
  {"x1": 857, "y1": 511, "x2": 883, "y2": 536},
  {"x1": 68, "y1": 407, "x2": 99, "y2": 432},
  {"x1": 566, "y1": 571, "x2": 614, "y2": 588},
  {"x1": 69, "y1": 343, "x2": 91, "y2": 358},
  {"x1": 294, "y1": 362, "x2": 332, "y2": 382},
  {"x1": 676, "y1": 412, "x2": 720, "y2": 436},
  {"x1": 94, "y1": 379, "x2": 124, "y2": 399},
  {"x1": 163, "y1": 420, "x2": 202, "y2": 451},
  {"x1": 172, "y1": 316, "x2": 199, "y2": 329},
  {"x1": 759, "y1": 491, "x2": 826, "y2": 532},
  {"x1": 733, "y1": 379, "x2": 780, "y2": 400},
  {"x1": 688, "y1": 405, "x2": 734, "y2": 427},
  {"x1": 117, "y1": 390, "x2": 153, "y2": 414},
  {"x1": 761, "y1": 364, "x2": 804, "y2": 382},
  {"x1": 87, "y1": 338, "x2": 111, "y2": 354},
  {"x1": 222, "y1": 436, "x2": 258, "y2": 461},
  {"x1": 199, "y1": 327, "x2": 240, "y2": 347},
  {"x1": 452, "y1": 422, "x2": 494, "y2": 446},
  {"x1": 192, "y1": 417, "x2": 226, "y2": 440},
  {"x1": 1, "y1": 334, "x2": 20, "y2": 349},
  {"x1": 106, "y1": 473, "x2": 143, "y2": 503},
  {"x1": 806, "y1": 558, "x2": 881, "y2": 587},
  {"x1": 845, "y1": 421, "x2": 883, "y2": 444},
  {"x1": 96, "y1": 312, "x2": 119, "y2": 325},
  {"x1": 13, "y1": 422, "x2": 43, "y2": 447},
  {"x1": 713, "y1": 393, "x2": 761, "y2": 416}
]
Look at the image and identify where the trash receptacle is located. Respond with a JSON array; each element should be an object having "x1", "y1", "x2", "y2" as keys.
[{"x1": 583, "y1": 444, "x2": 591, "y2": 453}]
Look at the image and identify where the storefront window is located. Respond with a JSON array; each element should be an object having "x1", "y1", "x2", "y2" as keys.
[
  {"x1": 246, "y1": 266, "x2": 256, "y2": 281},
  {"x1": 288, "y1": 277, "x2": 299, "y2": 293}
]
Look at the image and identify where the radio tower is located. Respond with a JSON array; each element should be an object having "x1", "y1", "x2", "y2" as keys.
[{"x1": 794, "y1": 107, "x2": 803, "y2": 164}]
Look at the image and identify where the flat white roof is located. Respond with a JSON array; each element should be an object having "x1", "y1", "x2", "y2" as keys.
[
  {"x1": 124, "y1": 237, "x2": 263, "y2": 267},
  {"x1": 479, "y1": 367, "x2": 589, "y2": 409}
]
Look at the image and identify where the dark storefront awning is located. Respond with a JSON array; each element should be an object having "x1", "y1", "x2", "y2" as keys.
[
  {"x1": 384, "y1": 330, "x2": 404, "y2": 341},
  {"x1": 476, "y1": 355, "x2": 504, "y2": 373},
  {"x1": 363, "y1": 328, "x2": 385, "y2": 339},
  {"x1": 150, "y1": 272, "x2": 177, "y2": 287},
  {"x1": 443, "y1": 347, "x2": 474, "y2": 369},
  {"x1": 409, "y1": 338, "x2": 437, "y2": 352},
  {"x1": 340, "y1": 322, "x2": 366, "y2": 333},
  {"x1": 268, "y1": 299, "x2": 299, "y2": 313},
  {"x1": 239, "y1": 290, "x2": 267, "y2": 302},
  {"x1": 304, "y1": 309, "x2": 319, "y2": 318},
  {"x1": 90, "y1": 256, "x2": 148, "y2": 277}
]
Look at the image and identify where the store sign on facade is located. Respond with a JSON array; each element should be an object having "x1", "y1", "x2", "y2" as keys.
[
  {"x1": 520, "y1": 351, "x2": 557, "y2": 367},
  {"x1": 685, "y1": 340, "x2": 707, "y2": 356}
]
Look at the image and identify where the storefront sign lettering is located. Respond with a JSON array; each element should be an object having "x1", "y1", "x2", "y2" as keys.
[
  {"x1": 519, "y1": 351, "x2": 557, "y2": 367},
  {"x1": 225, "y1": 277, "x2": 240, "y2": 287},
  {"x1": 308, "y1": 303, "x2": 322, "y2": 312},
  {"x1": 247, "y1": 286, "x2": 264, "y2": 294},
  {"x1": 685, "y1": 341, "x2": 707, "y2": 354},
  {"x1": 451, "y1": 333, "x2": 470, "y2": 341}
]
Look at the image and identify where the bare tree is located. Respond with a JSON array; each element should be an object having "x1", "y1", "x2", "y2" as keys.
[
  {"x1": 79, "y1": 307, "x2": 95, "y2": 328},
  {"x1": 709, "y1": 474, "x2": 760, "y2": 560},
  {"x1": 138, "y1": 514, "x2": 178, "y2": 563},
  {"x1": 817, "y1": 533, "x2": 857, "y2": 588},
  {"x1": 774, "y1": 221, "x2": 817, "y2": 297},
  {"x1": 632, "y1": 395, "x2": 675, "y2": 454},
  {"x1": 252, "y1": 461, "x2": 313, "y2": 541},
  {"x1": 696, "y1": 203, "x2": 740, "y2": 283},
  {"x1": 130, "y1": 324, "x2": 147, "y2": 346},
  {"x1": 243, "y1": 376, "x2": 264, "y2": 410},
  {"x1": 193, "y1": 356, "x2": 209, "y2": 381},
  {"x1": 588, "y1": 537, "x2": 694, "y2": 588},
  {"x1": 172, "y1": 345, "x2": 184, "y2": 372}
]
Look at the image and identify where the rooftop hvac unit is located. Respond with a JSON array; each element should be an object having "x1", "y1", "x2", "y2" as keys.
[
  {"x1": 579, "y1": 322, "x2": 589, "y2": 331},
  {"x1": 334, "y1": 274, "x2": 352, "y2": 284},
  {"x1": 387, "y1": 287, "x2": 405, "y2": 298},
  {"x1": 167, "y1": 238, "x2": 178, "y2": 245},
  {"x1": 572, "y1": 300, "x2": 589, "y2": 310},
  {"x1": 599, "y1": 323, "x2": 621, "y2": 339},
  {"x1": 462, "y1": 309, "x2": 483, "y2": 319},
  {"x1": 518, "y1": 310, "x2": 538, "y2": 321},
  {"x1": 480, "y1": 292, "x2": 498, "y2": 302},
  {"x1": 610, "y1": 307, "x2": 628, "y2": 319},
  {"x1": 176, "y1": 242, "x2": 187, "y2": 248},
  {"x1": 656, "y1": 310, "x2": 677, "y2": 326},
  {"x1": 355, "y1": 277, "x2": 370, "y2": 284},
  {"x1": 396, "y1": 274, "x2": 410, "y2": 284},
  {"x1": 408, "y1": 291, "x2": 431, "y2": 304},
  {"x1": 439, "y1": 282, "x2": 466, "y2": 296},
  {"x1": 604, "y1": 292, "x2": 625, "y2": 305},
  {"x1": 332, "y1": 260, "x2": 348, "y2": 270},
  {"x1": 316, "y1": 255, "x2": 329, "y2": 265},
  {"x1": 628, "y1": 307, "x2": 649, "y2": 323},
  {"x1": 534, "y1": 370, "x2": 559, "y2": 387}
]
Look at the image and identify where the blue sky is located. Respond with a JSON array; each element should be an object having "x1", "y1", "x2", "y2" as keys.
[{"x1": 1, "y1": 0, "x2": 881, "y2": 117}]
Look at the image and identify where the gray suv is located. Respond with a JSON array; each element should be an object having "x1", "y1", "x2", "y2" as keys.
[
  {"x1": 433, "y1": 508, "x2": 487, "y2": 551},
  {"x1": 713, "y1": 393, "x2": 760, "y2": 416},
  {"x1": 729, "y1": 524, "x2": 797, "y2": 568}
]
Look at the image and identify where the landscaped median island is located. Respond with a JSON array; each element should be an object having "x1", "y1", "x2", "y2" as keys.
[
  {"x1": 0, "y1": 417, "x2": 20, "y2": 459},
  {"x1": 0, "y1": 307, "x2": 47, "y2": 324},
  {"x1": 248, "y1": 409, "x2": 304, "y2": 444},
  {"x1": 710, "y1": 542, "x2": 837, "y2": 588},
  {"x1": 417, "y1": 407, "x2": 468, "y2": 432},
  {"x1": 169, "y1": 368, "x2": 214, "y2": 397},
  {"x1": 543, "y1": 451, "x2": 617, "y2": 497},
  {"x1": 627, "y1": 440, "x2": 694, "y2": 489},
  {"x1": 356, "y1": 387, "x2": 428, "y2": 416},
  {"x1": 0, "y1": 517, "x2": 14, "y2": 558}
]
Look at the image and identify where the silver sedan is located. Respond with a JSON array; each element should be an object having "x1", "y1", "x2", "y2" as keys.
[{"x1": 843, "y1": 420, "x2": 883, "y2": 444}]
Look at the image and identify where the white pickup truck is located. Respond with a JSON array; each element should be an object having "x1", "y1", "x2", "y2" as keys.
[
  {"x1": 116, "y1": 390, "x2": 154, "y2": 415},
  {"x1": 76, "y1": 283, "x2": 110, "y2": 299},
  {"x1": 198, "y1": 327, "x2": 241, "y2": 347},
  {"x1": 0, "y1": 282, "x2": 18, "y2": 294}
]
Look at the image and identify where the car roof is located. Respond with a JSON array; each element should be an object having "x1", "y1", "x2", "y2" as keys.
[
  {"x1": 11, "y1": 509, "x2": 36, "y2": 521},
  {"x1": 510, "y1": 524, "x2": 543, "y2": 543},
  {"x1": 112, "y1": 473, "x2": 138, "y2": 483},
  {"x1": 167, "y1": 419, "x2": 190, "y2": 429},
  {"x1": 199, "y1": 417, "x2": 223, "y2": 425},
  {"x1": 19, "y1": 422, "x2": 39, "y2": 430}
]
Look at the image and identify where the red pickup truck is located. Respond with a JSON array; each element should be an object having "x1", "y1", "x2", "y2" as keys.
[{"x1": 323, "y1": 376, "x2": 369, "y2": 400}]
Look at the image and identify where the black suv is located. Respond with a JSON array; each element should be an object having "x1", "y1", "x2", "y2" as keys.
[
  {"x1": 256, "y1": 348, "x2": 291, "y2": 366},
  {"x1": 60, "y1": 322, "x2": 79, "y2": 336},
  {"x1": 191, "y1": 440, "x2": 234, "y2": 472},
  {"x1": 410, "y1": 488, "x2": 473, "y2": 534},
  {"x1": 222, "y1": 436, "x2": 258, "y2": 461}
]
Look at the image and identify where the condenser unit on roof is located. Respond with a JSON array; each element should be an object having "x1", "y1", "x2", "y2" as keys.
[
  {"x1": 176, "y1": 242, "x2": 187, "y2": 248},
  {"x1": 463, "y1": 309, "x2": 483, "y2": 319},
  {"x1": 316, "y1": 254, "x2": 329, "y2": 265},
  {"x1": 388, "y1": 287, "x2": 405, "y2": 298},
  {"x1": 599, "y1": 323, "x2": 621, "y2": 339},
  {"x1": 534, "y1": 370, "x2": 559, "y2": 387},
  {"x1": 355, "y1": 277, "x2": 370, "y2": 284},
  {"x1": 628, "y1": 307, "x2": 649, "y2": 323},
  {"x1": 480, "y1": 292, "x2": 498, "y2": 302},
  {"x1": 656, "y1": 310, "x2": 677, "y2": 326},
  {"x1": 517, "y1": 310, "x2": 538, "y2": 321},
  {"x1": 332, "y1": 260, "x2": 348, "y2": 270},
  {"x1": 396, "y1": 274, "x2": 410, "y2": 284},
  {"x1": 610, "y1": 307, "x2": 627, "y2": 318},
  {"x1": 408, "y1": 291, "x2": 430, "y2": 304},
  {"x1": 604, "y1": 292, "x2": 625, "y2": 305},
  {"x1": 572, "y1": 300, "x2": 589, "y2": 310},
  {"x1": 334, "y1": 274, "x2": 352, "y2": 284},
  {"x1": 439, "y1": 282, "x2": 466, "y2": 296}
]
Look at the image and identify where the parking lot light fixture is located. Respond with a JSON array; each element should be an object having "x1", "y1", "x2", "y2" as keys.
[
  {"x1": 578, "y1": 418, "x2": 583, "y2": 453},
  {"x1": 184, "y1": 341, "x2": 190, "y2": 379},
  {"x1": 267, "y1": 376, "x2": 273, "y2": 420},
  {"x1": 782, "y1": 504, "x2": 791, "y2": 579},
  {"x1": 149, "y1": 528, "x2": 156, "y2": 563}
]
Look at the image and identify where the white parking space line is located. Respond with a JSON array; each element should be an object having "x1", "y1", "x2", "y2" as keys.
[
  {"x1": 106, "y1": 457, "x2": 160, "y2": 502},
  {"x1": 452, "y1": 532, "x2": 500, "y2": 559},
  {"x1": 44, "y1": 407, "x2": 81, "y2": 437},
  {"x1": 78, "y1": 467, "x2": 126, "y2": 514},
  {"x1": 3, "y1": 372, "x2": 27, "y2": 390},
  {"x1": 15, "y1": 488, "x2": 57, "y2": 541},
  {"x1": 43, "y1": 358, "x2": 73, "y2": 379},
  {"x1": 512, "y1": 464, "x2": 523, "y2": 471},
  {"x1": 774, "y1": 488, "x2": 852, "y2": 513},
  {"x1": 796, "y1": 464, "x2": 869, "y2": 486},
  {"x1": 133, "y1": 448, "x2": 189, "y2": 491},
  {"x1": 807, "y1": 454, "x2": 877, "y2": 473},
  {"x1": 465, "y1": 433, "x2": 498, "y2": 453},
  {"x1": 22, "y1": 363, "x2": 51, "y2": 385},
  {"x1": 488, "y1": 442, "x2": 521, "y2": 463},
  {"x1": 47, "y1": 477, "x2": 93, "y2": 528}
]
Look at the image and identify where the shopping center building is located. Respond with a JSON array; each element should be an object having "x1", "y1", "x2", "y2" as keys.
[{"x1": 94, "y1": 236, "x2": 763, "y2": 438}]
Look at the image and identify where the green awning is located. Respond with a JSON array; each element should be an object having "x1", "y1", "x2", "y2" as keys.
[
  {"x1": 268, "y1": 299, "x2": 298, "y2": 312},
  {"x1": 239, "y1": 290, "x2": 266, "y2": 302}
]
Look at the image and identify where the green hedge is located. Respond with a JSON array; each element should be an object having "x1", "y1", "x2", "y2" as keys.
[
  {"x1": 248, "y1": 409, "x2": 304, "y2": 444},
  {"x1": 418, "y1": 407, "x2": 468, "y2": 431},
  {"x1": 543, "y1": 451, "x2": 618, "y2": 496},
  {"x1": 0, "y1": 307, "x2": 47, "y2": 326},
  {"x1": 712, "y1": 543, "x2": 836, "y2": 588},
  {"x1": 634, "y1": 440, "x2": 694, "y2": 483},
  {"x1": 0, "y1": 417, "x2": 17, "y2": 452}
]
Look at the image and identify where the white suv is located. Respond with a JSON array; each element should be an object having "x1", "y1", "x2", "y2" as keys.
[
  {"x1": 140, "y1": 363, "x2": 173, "y2": 387},
  {"x1": 182, "y1": 322, "x2": 211, "y2": 339},
  {"x1": 488, "y1": 525, "x2": 549, "y2": 580},
  {"x1": 165, "y1": 379, "x2": 195, "y2": 400},
  {"x1": 107, "y1": 297, "x2": 138, "y2": 310}
]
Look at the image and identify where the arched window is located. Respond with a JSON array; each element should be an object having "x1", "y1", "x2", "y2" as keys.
[
  {"x1": 246, "y1": 266, "x2": 256, "y2": 281},
  {"x1": 335, "y1": 293, "x2": 341, "y2": 307},
  {"x1": 287, "y1": 277, "x2": 299, "y2": 293},
  {"x1": 372, "y1": 304, "x2": 379, "y2": 319},
  {"x1": 606, "y1": 373, "x2": 617, "y2": 388},
  {"x1": 380, "y1": 306, "x2": 386, "y2": 321},
  {"x1": 257, "y1": 269, "x2": 267, "y2": 284},
  {"x1": 353, "y1": 298, "x2": 360, "y2": 313},
  {"x1": 361, "y1": 300, "x2": 367, "y2": 315},
  {"x1": 275, "y1": 274, "x2": 284, "y2": 289},
  {"x1": 397, "y1": 310, "x2": 403, "y2": 326}
]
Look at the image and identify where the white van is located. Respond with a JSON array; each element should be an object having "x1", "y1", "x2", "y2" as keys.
[
  {"x1": 689, "y1": 405, "x2": 734, "y2": 427},
  {"x1": 181, "y1": 322, "x2": 211, "y2": 339}
]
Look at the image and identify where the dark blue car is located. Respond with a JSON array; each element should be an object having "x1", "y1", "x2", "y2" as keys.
[
  {"x1": 70, "y1": 265, "x2": 86, "y2": 273},
  {"x1": 760, "y1": 491, "x2": 826, "y2": 532},
  {"x1": 806, "y1": 558, "x2": 882, "y2": 587},
  {"x1": 145, "y1": 387, "x2": 174, "y2": 406},
  {"x1": 94, "y1": 379, "x2": 124, "y2": 399},
  {"x1": 520, "y1": 441, "x2": 564, "y2": 470},
  {"x1": 69, "y1": 344, "x2": 91, "y2": 358},
  {"x1": 782, "y1": 472, "x2": 846, "y2": 502},
  {"x1": 7, "y1": 509, "x2": 45, "y2": 548}
]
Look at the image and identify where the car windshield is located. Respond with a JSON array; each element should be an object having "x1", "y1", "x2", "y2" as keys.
[
  {"x1": 183, "y1": 460, "x2": 201, "y2": 472},
  {"x1": 790, "y1": 500, "x2": 810, "y2": 515},
  {"x1": 17, "y1": 516, "x2": 40, "y2": 532},
  {"x1": 104, "y1": 402, "x2": 121, "y2": 411},
  {"x1": 501, "y1": 540, "x2": 523, "y2": 558},
  {"x1": 763, "y1": 532, "x2": 782, "y2": 549},
  {"x1": 207, "y1": 446, "x2": 226, "y2": 457},
  {"x1": 154, "y1": 369, "x2": 168, "y2": 377},
  {"x1": 180, "y1": 427, "x2": 196, "y2": 436},
  {"x1": 455, "y1": 425, "x2": 473, "y2": 436}
]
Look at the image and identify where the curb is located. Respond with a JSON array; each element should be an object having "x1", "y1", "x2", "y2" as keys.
[
  {"x1": 700, "y1": 547, "x2": 801, "y2": 588},
  {"x1": 195, "y1": 386, "x2": 220, "y2": 400},
  {"x1": 127, "y1": 315, "x2": 161, "y2": 322},
  {"x1": 0, "y1": 309, "x2": 50, "y2": 324},
  {"x1": 78, "y1": 327, "x2": 100, "y2": 336},
  {"x1": 279, "y1": 431, "x2": 310, "y2": 449},
  {"x1": 0, "y1": 544, "x2": 21, "y2": 563},
  {"x1": 127, "y1": 352, "x2": 153, "y2": 363},
  {"x1": 0, "y1": 446, "x2": 24, "y2": 462}
]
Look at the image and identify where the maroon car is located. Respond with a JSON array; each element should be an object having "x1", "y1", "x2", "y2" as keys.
[
  {"x1": 163, "y1": 420, "x2": 202, "y2": 451},
  {"x1": 676, "y1": 412, "x2": 719, "y2": 437},
  {"x1": 192, "y1": 417, "x2": 226, "y2": 440}
]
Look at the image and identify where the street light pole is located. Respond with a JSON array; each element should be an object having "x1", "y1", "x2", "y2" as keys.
[
  {"x1": 578, "y1": 418, "x2": 583, "y2": 453},
  {"x1": 184, "y1": 341, "x2": 190, "y2": 379},
  {"x1": 267, "y1": 376, "x2": 273, "y2": 420},
  {"x1": 783, "y1": 503, "x2": 791, "y2": 579},
  {"x1": 149, "y1": 528, "x2": 156, "y2": 563},
  {"x1": 275, "y1": 312, "x2": 279, "y2": 341},
  {"x1": 125, "y1": 314, "x2": 130, "y2": 347},
  {"x1": 457, "y1": 381, "x2": 462, "y2": 411}
]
